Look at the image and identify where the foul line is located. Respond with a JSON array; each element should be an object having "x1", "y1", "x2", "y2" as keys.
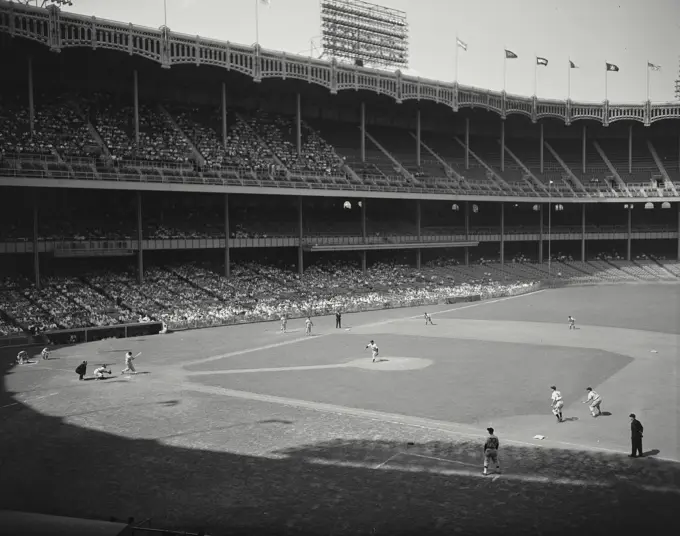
[{"x1": 304, "y1": 457, "x2": 680, "y2": 495}]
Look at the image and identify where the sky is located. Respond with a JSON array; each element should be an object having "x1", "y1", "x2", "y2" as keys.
[{"x1": 53, "y1": 0, "x2": 680, "y2": 104}]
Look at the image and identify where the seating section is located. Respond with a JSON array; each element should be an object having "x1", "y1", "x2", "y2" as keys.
[{"x1": 1, "y1": 255, "x2": 678, "y2": 336}]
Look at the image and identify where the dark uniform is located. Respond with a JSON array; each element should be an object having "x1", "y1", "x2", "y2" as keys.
[
  {"x1": 629, "y1": 414, "x2": 644, "y2": 457},
  {"x1": 335, "y1": 312, "x2": 342, "y2": 329},
  {"x1": 75, "y1": 361, "x2": 87, "y2": 381}
]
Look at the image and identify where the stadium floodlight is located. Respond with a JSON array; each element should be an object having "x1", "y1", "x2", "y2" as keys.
[
  {"x1": 343, "y1": 200, "x2": 352, "y2": 210},
  {"x1": 451, "y1": 204, "x2": 459, "y2": 211},
  {"x1": 644, "y1": 202, "x2": 654, "y2": 210},
  {"x1": 532, "y1": 204, "x2": 540, "y2": 212},
  {"x1": 661, "y1": 201, "x2": 671, "y2": 209},
  {"x1": 472, "y1": 204, "x2": 479, "y2": 213},
  {"x1": 321, "y1": 0, "x2": 409, "y2": 70},
  {"x1": 623, "y1": 204, "x2": 634, "y2": 210}
]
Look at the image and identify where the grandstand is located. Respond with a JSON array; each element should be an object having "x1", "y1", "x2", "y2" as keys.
[{"x1": 0, "y1": 0, "x2": 679, "y2": 342}]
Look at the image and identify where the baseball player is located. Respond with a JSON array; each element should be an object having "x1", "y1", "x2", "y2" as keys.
[
  {"x1": 424, "y1": 312, "x2": 434, "y2": 325},
  {"x1": 582, "y1": 387, "x2": 602, "y2": 417},
  {"x1": 483, "y1": 427, "x2": 501, "y2": 476},
  {"x1": 551, "y1": 385, "x2": 564, "y2": 422},
  {"x1": 365, "y1": 340, "x2": 379, "y2": 363},
  {"x1": 121, "y1": 352, "x2": 137, "y2": 374},
  {"x1": 94, "y1": 365, "x2": 112, "y2": 380}
]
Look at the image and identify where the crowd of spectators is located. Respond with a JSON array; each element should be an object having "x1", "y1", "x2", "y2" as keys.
[
  {"x1": 0, "y1": 260, "x2": 541, "y2": 335},
  {"x1": 1, "y1": 254, "x2": 678, "y2": 337},
  {"x1": 84, "y1": 94, "x2": 194, "y2": 164},
  {"x1": 252, "y1": 112, "x2": 343, "y2": 176},
  {"x1": 172, "y1": 106, "x2": 275, "y2": 173}
]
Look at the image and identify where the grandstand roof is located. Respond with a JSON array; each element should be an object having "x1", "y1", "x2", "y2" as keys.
[{"x1": 1, "y1": 0, "x2": 680, "y2": 126}]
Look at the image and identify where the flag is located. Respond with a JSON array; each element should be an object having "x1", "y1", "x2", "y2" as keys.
[
  {"x1": 505, "y1": 49, "x2": 517, "y2": 59},
  {"x1": 536, "y1": 57, "x2": 548, "y2": 66},
  {"x1": 648, "y1": 62, "x2": 661, "y2": 71},
  {"x1": 456, "y1": 38, "x2": 468, "y2": 51},
  {"x1": 569, "y1": 60, "x2": 578, "y2": 69},
  {"x1": 606, "y1": 63, "x2": 619, "y2": 72}
]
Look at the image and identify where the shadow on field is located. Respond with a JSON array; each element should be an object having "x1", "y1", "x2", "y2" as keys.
[{"x1": 0, "y1": 347, "x2": 678, "y2": 536}]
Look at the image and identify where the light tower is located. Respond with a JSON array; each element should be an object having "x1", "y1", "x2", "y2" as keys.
[{"x1": 676, "y1": 55, "x2": 680, "y2": 100}]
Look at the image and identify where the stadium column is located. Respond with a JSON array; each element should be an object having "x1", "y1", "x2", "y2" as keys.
[
  {"x1": 628, "y1": 125, "x2": 633, "y2": 174},
  {"x1": 361, "y1": 198, "x2": 367, "y2": 273},
  {"x1": 27, "y1": 56, "x2": 35, "y2": 136},
  {"x1": 416, "y1": 200, "x2": 421, "y2": 269},
  {"x1": 627, "y1": 206, "x2": 632, "y2": 261},
  {"x1": 539, "y1": 123, "x2": 544, "y2": 173},
  {"x1": 538, "y1": 205, "x2": 544, "y2": 263},
  {"x1": 464, "y1": 201, "x2": 470, "y2": 265},
  {"x1": 581, "y1": 204, "x2": 586, "y2": 261},
  {"x1": 137, "y1": 191, "x2": 143, "y2": 283},
  {"x1": 296, "y1": 93, "x2": 302, "y2": 156},
  {"x1": 416, "y1": 109, "x2": 421, "y2": 167},
  {"x1": 221, "y1": 82, "x2": 228, "y2": 149},
  {"x1": 298, "y1": 196, "x2": 304, "y2": 275},
  {"x1": 360, "y1": 102, "x2": 366, "y2": 162},
  {"x1": 500, "y1": 202, "x2": 505, "y2": 270},
  {"x1": 32, "y1": 192, "x2": 40, "y2": 289},
  {"x1": 224, "y1": 194, "x2": 230, "y2": 278},
  {"x1": 500, "y1": 120, "x2": 505, "y2": 172},
  {"x1": 465, "y1": 118, "x2": 470, "y2": 170},
  {"x1": 133, "y1": 70, "x2": 140, "y2": 146},
  {"x1": 582, "y1": 125, "x2": 587, "y2": 174}
]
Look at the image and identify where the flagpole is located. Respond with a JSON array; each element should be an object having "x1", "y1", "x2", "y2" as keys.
[
  {"x1": 255, "y1": 0, "x2": 260, "y2": 45},
  {"x1": 605, "y1": 61, "x2": 608, "y2": 102},
  {"x1": 534, "y1": 54, "x2": 537, "y2": 97},
  {"x1": 646, "y1": 60, "x2": 650, "y2": 102},
  {"x1": 454, "y1": 33, "x2": 459, "y2": 83},
  {"x1": 163, "y1": 0, "x2": 167, "y2": 27},
  {"x1": 567, "y1": 58, "x2": 571, "y2": 100},
  {"x1": 503, "y1": 49, "x2": 507, "y2": 93}
]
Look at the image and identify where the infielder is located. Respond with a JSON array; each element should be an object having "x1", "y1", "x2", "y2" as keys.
[
  {"x1": 550, "y1": 385, "x2": 564, "y2": 422},
  {"x1": 365, "y1": 340, "x2": 379, "y2": 363},
  {"x1": 568, "y1": 316, "x2": 576, "y2": 330},
  {"x1": 424, "y1": 312, "x2": 434, "y2": 325},
  {"x1": 305, "y1": 316, "x2": 313, "y2": 336},
  {"x1": 582, "y1": 387, "x2": 602, "y2": 417}
]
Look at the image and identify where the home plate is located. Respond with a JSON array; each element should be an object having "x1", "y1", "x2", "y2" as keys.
[{"x1": 346, "y1": 357, "x2": 433, "y2": 371}]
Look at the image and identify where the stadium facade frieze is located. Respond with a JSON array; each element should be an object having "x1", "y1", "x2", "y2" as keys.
[
  {"x1": 2, "y1": 0, "x2": 680, "y2": 127},
  {"x1": 2, "y1": 176, "x2": 679, "y2": 205}
]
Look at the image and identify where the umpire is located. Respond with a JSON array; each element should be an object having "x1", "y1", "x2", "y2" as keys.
[{"x1": 629, "y1": 413, "x2": 644, "y2": 458}]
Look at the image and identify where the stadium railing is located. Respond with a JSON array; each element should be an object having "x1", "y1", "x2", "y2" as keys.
[
  {"x1": 42, "y1": 321, "x2": 163, "y2": 345},
  {"x1": 2, "y1": 165, "x2": 634, "y2": 198}
]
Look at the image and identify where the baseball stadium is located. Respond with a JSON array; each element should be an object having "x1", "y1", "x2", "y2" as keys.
[{"x1": 0, "y1": 1, "x2": 679, "y2": 535}]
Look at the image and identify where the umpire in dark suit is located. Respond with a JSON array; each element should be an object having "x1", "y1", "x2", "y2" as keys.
[
  {"x1": 335, "y1": 312, "x2": 342, "y2": 329},
  {"x1": 629, "y1": 413, "x2": 644, "y2": 457}
]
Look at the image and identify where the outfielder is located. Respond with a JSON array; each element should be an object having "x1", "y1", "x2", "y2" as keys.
[
  {"x1": 424, "y1": 312, "x2": 434, "y2": 325},
  {"x1": 568, "y1": 316, "x2": 576, "y2": 330}
]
